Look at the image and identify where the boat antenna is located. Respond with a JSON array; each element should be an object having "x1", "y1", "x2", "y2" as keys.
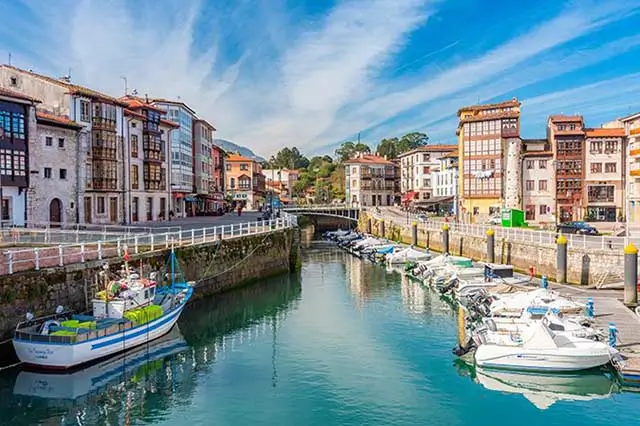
[{"x1": 170, "y1": 240, "x2": 175, "y2": 290}]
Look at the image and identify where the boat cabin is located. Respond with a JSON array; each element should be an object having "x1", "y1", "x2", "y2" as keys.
[{"x1": 92, "y1": 277, "x2": 157, "y2": 319}]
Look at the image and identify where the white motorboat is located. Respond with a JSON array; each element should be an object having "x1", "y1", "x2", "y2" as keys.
[
  {"x1": 474, "y1": 368, "x2": 618, "y2": 410},
  {"x1": 489, "y1": 288, "x2": 584, "y2": 318},
  {"x1": 386, "y1": 246, "x2": 431, "y2": 264},
  {"x1": 474, "y1": 315, "x2": 613, "y2": 372}
]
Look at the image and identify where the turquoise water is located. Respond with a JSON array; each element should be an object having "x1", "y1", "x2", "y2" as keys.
[{"x1": 1, "y1": 245, "x2": 639, "y2": 425}]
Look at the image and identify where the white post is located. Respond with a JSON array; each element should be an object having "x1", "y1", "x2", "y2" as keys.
[
  {"x1": 117, "y1": 238, "x2": 121, "y2": 256},
  {"x1": 202, "y1": 228, "x2": 206, "y2": 243},
  {"x1": 58, "y1": 245, "x2": 63, "y2": 266},
  {"x1": 7, "y1": 251, "x2": 13, "y2": 274},
  {"x1": 80, "y1": 243, "x2": 85, "y2": 262},
  {"x1": 165, "y1": 233, "x2": 169, "y2": 248},
  {"x1": 134, "y1": 235, "x2": 139, "y2": 254},
  {"x1": 150, "y1": 234, "x2": 154, "y2": 251},
  {"x1": 191, "y1": 229, "x2": 195, "y2": 245},
  {"x1": 34, "y1": 248, "x2": 40, "y2": 270},
  {"x1": 98, "y1": 241, "x2": 103, "y2": 260}
]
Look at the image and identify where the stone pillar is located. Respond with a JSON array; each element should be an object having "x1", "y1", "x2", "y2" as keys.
[
  {"x1": 504, "y1": 137, "x2": 522, "y2": 209},
  {"x1": 624, "y1": 243, "x2": 638, "y2": 305},
  {"x1": 380, "y1": 220, "x2": 385, "y2": 238},
  {"x1": 556, "y1": 234, "x2": 567, "y2": 284},
  {"x1": 442, "y1": 224, "x2": 449, "y2": 254},
  {"x1": 486, "y1": 228, "x2": 495, "y2": 263},
  {"x1": 366, "y1": 218, "x2": 372, "y2": 235},
  {"x1": 411, "y1": 221, "x2": 418, "y2": 246}
]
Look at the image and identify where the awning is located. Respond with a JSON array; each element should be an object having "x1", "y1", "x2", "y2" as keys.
[
  {"x1": 413, "y1": 196, "x2": 454, "y2": 206},
  {"x1": 402, "y1": 191, "x2": 418, "y2": 202}
]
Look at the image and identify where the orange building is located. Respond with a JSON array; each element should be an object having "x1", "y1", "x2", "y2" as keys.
[{"x1": 224, "y1": 153, "x2": 265, "y2": 209}]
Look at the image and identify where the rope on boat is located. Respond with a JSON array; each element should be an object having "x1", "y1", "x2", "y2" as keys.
[
  {"x1": 0, "y1": 337, "x2": 12, "y2": 345},
  {"x1": 0, "y1": 361, "x2": 22, "y2": 371}
]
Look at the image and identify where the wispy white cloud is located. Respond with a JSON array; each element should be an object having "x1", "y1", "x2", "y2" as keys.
[{"x1": 1, "y1": 0, "x2": 639, "y2": 157}]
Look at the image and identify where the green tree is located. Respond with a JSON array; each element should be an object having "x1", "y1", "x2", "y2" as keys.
[
  {"x1": 397, "y1": 132, "x2": 429, "y2": 154},
  {"x1": 267, "y1": 146, "x2": 309, "y2": 169},
  {"x1": 376, "y1": 137, "x2": 399, "y2": 159},
  {"x1": 335, "y1": 141, "x2": 370, "y2": 162}
]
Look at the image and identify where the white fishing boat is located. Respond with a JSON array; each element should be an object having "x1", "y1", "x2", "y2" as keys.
[
  {"x1": 386, "y1": 246, "x2": 431, "y2": 264},
  {"x1": 474, "y1": 315, "x2": 613, "y2": 372},
  {"x1": 489, "y1": 288, "x2": 584, "y2": 318},
  {"x1": 12, "y1": 248, "x2": 193, "y2": 370}
]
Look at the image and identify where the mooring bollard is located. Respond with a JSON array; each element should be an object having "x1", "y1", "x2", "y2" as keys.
[
  {"x1": 609, "y1": 323, "x2": 617, "y2": 349},
  {"x1": 442, "y1": 224, "x2": 449, "y2": 254},
  {"x1": 624, "y1": 243, "x2": 638, "y2": 306},
  {"x1": 380, "y1": 220, "x2": 385, "y2": 238},
  {"x1": 486, "y1": 228, "x2": 495, "y2": 263},
  {"x1": 556, "y1": 234, "x2": 567, "y2": 284},
  {"x1": 541, "y1": 275, "x2": 548, "y2": 289},
  {"x1": 411, "y1": 221, "x2": 418, "y2": 246},
  {"x1": 366, "y1": 218, "x2": 372, "y2": 235},
  {"x1": 586, "y1": 297, "x2": 594, "y2": 318}
]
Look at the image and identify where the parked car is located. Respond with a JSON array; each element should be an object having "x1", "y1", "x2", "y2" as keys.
[
  {"x1": 416, "y1": 213, "x2": 429, "y2": 222},
  {"x1": 487, "y1": 215, "x2": 501, "y2": 225},
  {"x1": 556, "y1": 221, "x2": 599, "y2": 235}
]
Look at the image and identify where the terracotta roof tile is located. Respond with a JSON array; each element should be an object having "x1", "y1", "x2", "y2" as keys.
[
  {"x1": 120, "y1": 96, "x2": 167, "y2": 113},
  {"x1": 457, "y1": 98, "x2": 520, "y2": 116},
  {"x1": 585, "y1": 128, "x2": 626, "y2": 138},
  {"x1": 441, "y1": 151, "x2": 459, "y2": 159},
  {"x1": 343, "y1": 154, "x2": 395, "y2": 165},
  {"x1": 160, "y1": 118, "x2": 179, "y2": 128},
  {"x1": 36, "y1": 111, "x2": 82, "y2": 129},
  {"x1": 124, "y1": 109, "x2": 146, "y2": 120},
  {"x1": 0, "y1": 87, "x2": 41, "y2": 103},
  {"x1": 549, "y1": 114, "x2": 583, "y2": 123},
  {"x1": 227, "y1": 153, "x2": 256, "y2": 162},
  {"x1": 1, "y1": 65, "x2": 127, "y2": 106}
]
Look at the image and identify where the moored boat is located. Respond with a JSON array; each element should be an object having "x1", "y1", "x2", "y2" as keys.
[{"x1": 12, "y1": 248, "x2": 194, "y2": 370}]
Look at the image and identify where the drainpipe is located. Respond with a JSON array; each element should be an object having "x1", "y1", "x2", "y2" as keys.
[
  {"x1": 167, "y1": 128, "x2": 174, "y2": 219},
  {"x1": 121, "y1": 112, "x2": 128, "y2": 225},
  {"x1": 126, "y1": 117, "x2": 134, "y2": 224},
  {"x1": 73, "y1": 100, "x2": 81, "y2": 224}
]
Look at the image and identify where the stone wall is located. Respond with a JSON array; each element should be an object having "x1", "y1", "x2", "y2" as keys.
[
  {"x1": 0, "y1": 229, "x2": 299, "y2": 340},
  {"x1": 361, "y1": 213, "x2": 623, "y2": 286}
]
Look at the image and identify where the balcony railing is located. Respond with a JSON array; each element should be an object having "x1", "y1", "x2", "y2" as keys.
[
  {"x1": 92, "y1": 178, "x2": 118, "y2": 191},
  {"x1": 144, "y1": 150, "x2": 166, "y2": 162}
]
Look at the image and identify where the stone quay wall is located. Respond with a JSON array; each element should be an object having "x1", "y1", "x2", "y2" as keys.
[
  {"x1": 360, "y1": 213, "x2": 623, "y2": 286},
  {"x1": 0, "y1": 228, "x2": 300, "y2": 341}
]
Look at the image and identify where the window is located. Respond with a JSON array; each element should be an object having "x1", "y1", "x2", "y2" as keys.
[
  {"x1": 44, "y1": 167, "x2": 52, "y2": 178},
  {"x1": 422, "y1": 154, "x2": 430, "y2": 162},
  {"x1": 240, "y1": 163, "x2": 248, "y2": 171},
  {"x1": 0, "y1": 197, "x2": 10, "y2": 221},
  {"x1": 539, "y1": 160, "x2": 547, "y2": 169},
  {"x1": 45, "y1": 136, "x2": 52, "y2": 146},
  {"x1": 9, "y1": 76, "x2": 17, "y2": 86},
  {"x1": 423, "y1": 166, "x2": 430, "y2": 174},
  {"x1": 525, "y1": 180, "x2": 534, "y2": 191},
  {"x1": 58, "y1": 138, "x2": 65, "y2": 148},
  {"x1": 588, "y1": 185, "x2": 615, "y2": 203},
  {"x1": 605, "y1": 141, "x2": 618, "y2": 153},
  {"x1": 97, "y1": 197, "x2": 106, "y2": 214},
  {"x1": 59, "y1": 169, "x2": 67, "y2": 180},
  {"x1": 131, "y1": 135, "x2": 138, "y2": 158},
  {"x1": 226, "y1": 164, "x2": 231, "y2": 171},
  {"x1": 605, "y1": 163, "x2": 616, "y2": 173},
  {"x1": 590, "y1": 163, "x2": 602, "y2": 173},
  {"x1": 230, "y1": 177, "x2": 235, "y2": 188},
  {"x1": 539, "y1": 205, "x2": 548, "y2": 215},
  {"x1": 80, "y1": 100, "x2": 90, "y2": 122},
  {"x1": 539, "y1": 180, "x2": 547, "y2": 191},
  {"x1": 131, "y1": 165, "x2": 139, "y2": 189},
  {"x1": 526, "y1": 160, "x2": 534, "y2": 169},
  {"x1": 590, "y1": 141, "x2": 603, "y2": 153}
]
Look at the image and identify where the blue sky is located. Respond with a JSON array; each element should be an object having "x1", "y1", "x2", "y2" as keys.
[{"x1": 1, "y1": 0, "x2": 640, "y2": 158}]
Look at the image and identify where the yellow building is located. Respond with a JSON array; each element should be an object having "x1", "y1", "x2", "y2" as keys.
[{"x1": 457, "y1": 98, "x2": 521, "y2": 223}]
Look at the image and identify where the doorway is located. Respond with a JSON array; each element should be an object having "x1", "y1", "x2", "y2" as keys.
[
  {"x1": 84, "y1": 197, "x2": 92, "y2": 224},
  {"x1": 109, "y1": 197, "x2": 118, "y2": 223},
  {"x1": 49, "y1": 198, "x2": 62, "y2": 225}
]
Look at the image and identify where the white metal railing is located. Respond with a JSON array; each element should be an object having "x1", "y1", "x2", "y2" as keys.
[
  {"x1": 2, "y1": 214, "x2": 297, "y2": 275},
  {"x1": 0, "y1": 220, "x2": 181, "y2": 235},
  {"x1": 369, "y1": 208, "x2": 635, "y2": 252}
]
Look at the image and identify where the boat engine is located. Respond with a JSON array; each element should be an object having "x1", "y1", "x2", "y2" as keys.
[{"x1": 452, "y1": 337, "x2": 477, "y2": 357}]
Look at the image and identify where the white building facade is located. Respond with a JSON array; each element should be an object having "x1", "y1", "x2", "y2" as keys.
[
  {"x1": 521, "y1": 139, "x2": 555, "y2": 225},
  {"x1": 345, "y1": 154, "x2": 397, "y2": 207},
  {"x1": 398, "y1": 145, "x2": 456, "y2": 202}
]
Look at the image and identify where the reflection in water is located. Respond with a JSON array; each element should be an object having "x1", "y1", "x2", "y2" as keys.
[
  {"x1": 454, "y1": 359, "x2": 621, "y2": 410},
  {"x1": 0, "y1": 272, "x2": 301, "y2": 426}
]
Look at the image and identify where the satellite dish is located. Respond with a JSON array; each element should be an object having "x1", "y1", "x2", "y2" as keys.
[
  {"x1": 55, "y1": 305, "x2": 64, "y2": 314},
  {"x1": 25, "y1": 312, "x2": 34, "y2": 321}
]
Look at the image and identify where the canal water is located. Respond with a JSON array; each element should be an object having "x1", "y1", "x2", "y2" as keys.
[{"x1": 0, "y1": 245, "x2": 639, "y2": 426}]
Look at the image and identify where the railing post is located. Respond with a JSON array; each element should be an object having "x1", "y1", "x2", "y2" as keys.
[
  {"x1": 191, "y1": 229, "x2": 195, "y2": 245},
  {"x1": 34, "y1": 248, "x2": 40, "y2": 270},
  {"x1": 117, "y1": 238, "x2": 121, "y2": 256},
  {"x1": 150, "y1": 234, "x2": 155, "y2": 251},
  {"x1": 98, "y1": 241, "x2": 103, "y2": 260},
  {"x1": 134, "y1": 235, "x2": 139, "y2": 254},
  {"x1": 80, "y1": 243, "x2": 85, "y2": 262},
  {"x1": 202, "y1": 228, "x2": 207, "y2": 242},
  {"x1": 58, "y1": 245, "x2": 63, "y2": 266},
  {"x1": 7, "y1": 251, "x2": 13, "y2": 274},
  {"x1": 165, "y1": 233, "x2": 169, "y2": 248}
]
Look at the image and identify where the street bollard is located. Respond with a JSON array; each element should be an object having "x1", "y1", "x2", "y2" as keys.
[
  {"x1": 411, "y1": 221, "x2": 418, "y2": 246},
  {"x1": 486, "y1": 228, "x2": 495, "y2": 263},
  {"x1": 556, "y1": 234, "x2": 567, "y2": 284},
  {"x1": 541, "y1": 275, "x2": 548, "y2": 289},
  {"x1": 624, "y1": 243, "x2": 638, "y2": 306},
  {"x1": 380, "y1": 220, "x2": 385, "y2": 238},
  {"x1": 366, "y1": 218, "x2": 372, "y2": 235},
  {"x1": 442, "y1": 224, "x2": 449, "y2": 254},
  {"x1": 586, "y1": 297, "x2": 594, "y2": 318},
  {"x1": 609, "y1": 323, "x2": 617, "y2": 349}
]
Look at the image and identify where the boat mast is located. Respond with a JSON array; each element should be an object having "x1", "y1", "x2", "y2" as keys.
[{"x1": 170, "y1": 241, "x2": 175, "y2": 290}]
